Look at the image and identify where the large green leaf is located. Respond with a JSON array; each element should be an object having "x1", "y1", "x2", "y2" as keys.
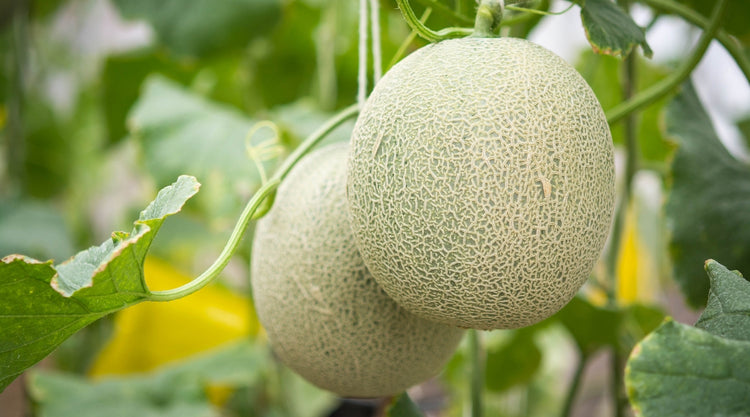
[
  {"x1": 0, "y1": 176, "x2": 200, "y2": 392},
  {"x1": 626, "y1": 320, "x2": 750, "y2": 416},
  {"x1": 695, "y1": 260, "x2": 750, "y2": 342},
  {"x1": 572, "y1": 0, "x2": 652, "y2": 58},
  {"x1": 112, "y1": 0, "x2": 282, "y2": 58},
  {"x1": 664, "y1": 82, "x2": 750, "y2": 307},
  {"x1": 101, "y1": 51, "x2": 195, "y2": 145},
  {"x1": 28, "y1": 341, "x2": 268, "y2": 417}
]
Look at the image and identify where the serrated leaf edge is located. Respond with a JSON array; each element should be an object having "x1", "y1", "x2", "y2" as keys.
[{"x1": 48, "y1": 175, "x2": 200, "y2": 297}]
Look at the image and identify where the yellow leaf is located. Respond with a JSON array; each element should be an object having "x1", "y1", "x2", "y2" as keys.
[{"x1": 89, "y1": 257, "x2": 260, "y2": 377}]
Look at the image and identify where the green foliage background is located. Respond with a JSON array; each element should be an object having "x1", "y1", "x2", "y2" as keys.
[{"x1": 0, "y1": 0, "x2": 749, "y2": 416}]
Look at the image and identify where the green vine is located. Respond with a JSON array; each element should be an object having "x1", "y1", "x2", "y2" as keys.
[
  {"x1": 469, "y1": 329, "x2": 485, "y2": 417},
  {"x1": 148, "y1": 104, "x2": 360, "y2": 302},
  {"x1": 389, "y1": 7, "x2": 433, "y2": 69},
  {"x1": 640, "y1": 0, "x2": 750, "y2": 84}
]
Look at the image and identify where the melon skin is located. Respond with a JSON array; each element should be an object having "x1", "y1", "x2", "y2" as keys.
[
  {"x1": 251, "y1": 142, "x2": 465, "y2": 398},
  {"x1": 347, "y1": 37, "x2": 615, "y2": 330}
]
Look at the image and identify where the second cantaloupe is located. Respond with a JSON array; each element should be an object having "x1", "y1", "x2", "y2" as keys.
[{"x1": 251, "y1": 142, "x2": 464, "y2": 398}]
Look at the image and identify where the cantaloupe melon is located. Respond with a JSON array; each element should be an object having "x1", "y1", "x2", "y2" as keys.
[
  {"x1": 347, "y1": 37, "x2": 615, "y2": 330},
  {"x1": 251, "y1": 142, "x2": 465, "y2": 398}
]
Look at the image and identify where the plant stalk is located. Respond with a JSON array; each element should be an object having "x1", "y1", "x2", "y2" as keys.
[
  {"x1": 606, "y1": 0, "x2": 728, "y2": 125},
  {"x1": 468, "y1": 329, "x2": 485, "y2": 417},
  {"x1": 472, "y1": 0, "x2": 503, "y2": 38},
  {"x1": 560, "y1": 352, "x2": 587, "y2": 417},
  {"x1": 612, "y1": 349, "x2": 627, "y2": 417},
  {"x1": 148, "y1": 104, "x2": 360, "y2": 302},
  {"x1": 6, "y1": 3, "x2": 30, "y2": 197},
  {"x1": 640, "y1": 0, "x2": 750, "y2": 84}
]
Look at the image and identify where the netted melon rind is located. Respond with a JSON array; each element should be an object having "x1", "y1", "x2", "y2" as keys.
[
  {"x1": 251, "y1": 142, "x2": 465, "y2": 398},
  {"x1": 347, "y1": 37, "x2": 615, "y2": 330}
]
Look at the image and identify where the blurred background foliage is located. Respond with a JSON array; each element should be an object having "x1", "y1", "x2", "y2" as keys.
[{"x1": 0, "y1": 0, "x2": 749, "y2": 416}]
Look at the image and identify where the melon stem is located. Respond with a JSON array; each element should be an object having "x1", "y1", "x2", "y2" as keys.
[{"x1": 472, "y1": 0, "x2": 504, "y2": 38}]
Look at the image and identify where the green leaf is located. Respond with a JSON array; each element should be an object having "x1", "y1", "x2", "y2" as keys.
[
  {"x1": 484, "y1": 331, "x2": 541, "y2": 392},
  {"x1": 101, "y1": 51, "x2": 195, "y2": 145},
  {"x1": 0, "y1": 176, "x2": 200, "y2": 392},
  {"x1": 128, "y1": 76, "x2": 271, "y2": 220},
  {"x1": 664, "y1": 82, "x2": 750, "y2": 307},
  {"x1": 556, "y1": 296, "x2": 622, "y2": 355},
  {"x1": 112, "y1": 0, "x2": 281, "y2": 58},
  {"x1": 28, "y1": 341, "x2": 268, "y2": 417},
  {"x1": 0, "y1": 200, "x2": 74, "y2": 261},
  {"x1": 573, "y1": 0, "x2": 653, "y2": 58},
  {"x1": 386, "y1": 393, "x2": 424, "y2": 417},
  {"x1": 695, "y1": 260, "x2": 750, "y2": 342},
  {"x1": 625, "y1": 320, "x2": 750, "y2": 417}
]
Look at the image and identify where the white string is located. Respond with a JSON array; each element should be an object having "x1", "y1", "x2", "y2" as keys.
[
  {"x1": 358, "y1": 0, "x2": 369, "y2": 107},
  {"x1": 369, "y1": 0, "x2": 382, "y2": 84}
]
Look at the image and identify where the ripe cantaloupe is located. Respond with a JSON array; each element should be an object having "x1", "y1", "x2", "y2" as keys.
[
  {"x1": 251, "y1": 142, "x2": 465, "y2": 398},
  {"x1": 347, "y1": 37, "x2": 615, "y2": 330}
]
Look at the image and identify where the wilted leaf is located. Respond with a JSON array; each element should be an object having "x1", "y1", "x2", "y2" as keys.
[
  {"x1": 0, "y1": 176, "x2": 199, "y2": 392},
  {"x1": 28, "y1": 341, "x2": 268, "y2": 417},
  {"x1": 573, "y1": 0, "x2": 652, "y2": 58},
  {"x1": 386, "y1": 393, "x2": 424, "y2": 417},
  {"x1": 695, "y1": 260, "x2": 750, "y2": 342},
  {"x1": 625, "y1": 320, "x2": 750, "y2": 417},
  {"x1": 112, "y1": 0, "x2": 282, "y2": 58},
  {"x1": 664, "y1": 82, "x2": 750, "y2": 307}
]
